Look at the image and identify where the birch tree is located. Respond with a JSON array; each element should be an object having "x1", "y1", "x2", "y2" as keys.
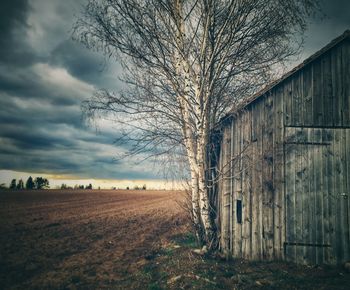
[{"x1": 74, "y1": 0, "x2": 319, "y2": 249}]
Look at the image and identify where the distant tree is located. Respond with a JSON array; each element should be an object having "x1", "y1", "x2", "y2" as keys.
[
  {"x1": 25, "y1": 176, "x2": 35, "y2": 189},
  {"x1": 142, "y1": 184, "x2": 147, "y2": 190},
  {"x1": 34, "y1": 177, "x2": 50, "y2": 189},
  {"x1": 10, "y1": 179, "x2": 16, "y2": 190},
  {"x1": 134, "y1": 185, "x2": 139, "y2": 190},
  {"x1": 61, "y1": 183, "x2": 68, "y2": 190},
  {"x1": 0, "y1": 183, "x2": 7, "y2": 189},
  {"x1": 79, "y1": 185, "x2": 84, "y2": 189},
  {"x1": 17, "y1": 179, "x2": 24, "y2": 190},
  {"x1": 126, "y1": 186, "x2": 129, "y2": 190},
  {"x1": 86, "y1": 183, "x2": 93, "y2": 190}
]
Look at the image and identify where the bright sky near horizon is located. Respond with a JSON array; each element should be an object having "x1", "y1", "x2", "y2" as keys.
[
  {"x1": 0, "y1": 170, "x2": 182, "y2": 190},
  {"x1": 0, "y1": 0, "x2": 349, "y2": 188}
]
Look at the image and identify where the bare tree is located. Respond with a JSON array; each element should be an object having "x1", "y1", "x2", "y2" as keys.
[{"x1": 74, "y1": 0, "x2": 319, "y2": 249}]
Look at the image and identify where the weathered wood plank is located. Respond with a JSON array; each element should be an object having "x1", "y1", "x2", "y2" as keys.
[
  {"x1": 291, "y1": 72, "x2": 301, "y2": 126},
  {"x1": 327, "y1": 129, "x2": 337, "y2": 264},
  {"x1": 247, "y1": 110, "x2": 253, "y2": 259},
  {"x1": 296, "y1": 78, "x2": 309, "y2": 264},
  {"x1": 233, "y1": 115, "x2": 243, "y2": 258},
  {"x1": 298, "y1": 128, "x2": 308, "y2": 264},
  {"x1": 322, "y1": 53, "x2": 333, "y2": 126},
  {"x1": 331, "y1": 46, "x2": 342, "y2": 126},
  {"x1": 341, "y1": 43, "x2": 349, "y2": 126},
  {"x1": 313, "y1": 128, "x2": 324, "y2": 264},
  {"x1": 215, "y1": 129, "x2": 223, "y2": 250},
  {"x1": 313, "y1": 60, "x2": 324, "y2": 126},
  {"x1": 346, "y1": 129, "x2": 350, "y2": 262},
  {"x1": 292, "y1": 127, "x2": 300, "y2": 263},
  {"x1": 308, "y1": 128, "x2": 317, "y2": 264},
  {"x1": 303, "y1": 65, "x2": 313, "y2": 126},
  {"x1": 218, "y1": 127, "x2": 224, "y2": 251},
  {"x1": 333, "y1": 129, "x2": 342, "y2": 263},
  {"x1": 230, "y1": 118, "x2": 234, "y2": 254},
  {"x1": 343, "y1": 40, "x2": 350, "y2": 126},
  {"x1": 262, "y1": 95, "x2": 274, "y2": 260},
  {"x1": 225, "y1": 127, "x2": 233, "y2": 254},
  {"x1": 222, "y1": 126, "x2": 231, "y2": 254},
  {"x1": 301, "y1": 129, "x2": 312, "y2": 264},
  {"x1": 257, "y1": 101, "x2": 264, "y2": 259},
  {"x1": 284, "y1": 80, "x2": 293, "y2": 127},
  {"x1": 231, "y1": 119, "x2": 238, "y2": 257},
  {"x1": 340, "y1": 129, "x2": 349, "y2": 262},
  {"x1": 285, "y1": 127, "x2": 296, "y2": 262},
  {"x1": 231, "y1": 118, "x2": 238, "y2": 257},
  {"x1": 321, "y1": 129, "x2": 331, "y2": 263},
  {"x1": 242, "y1": 111, "x2": 251, "y2": 259},
  {"x1": 284, "y1": 81, "x2": 294, "y2": 261},
  {"x1": 280, "y1": 97, "x2": 286, "y2": 261},
  {"x1": 296, "y1": 128, "x2": 305, "y2": 264},
  {"x1": 273, "y1": 87, "x2": 284, "y2": 260},
  {"x1": 251, "y1": 103, "x2": 261, "y2": 260}
]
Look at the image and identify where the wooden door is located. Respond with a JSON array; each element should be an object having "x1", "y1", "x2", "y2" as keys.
[{"x1": 284, "y1": 127, "x2": 350, "y2": 265}]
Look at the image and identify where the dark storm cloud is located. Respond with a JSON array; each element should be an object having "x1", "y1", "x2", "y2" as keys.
[
  {"x1": 49, "y1": 39, "x2": 123, "y2": 90},
  {"x1": 0, "y1": 93, "x2": 82, "y2": 128},
  {"x1": 0, "y1": 67, "x2": 78, "y2": 106},
  {"x1": 50, "y1": 40, "x2": 102, "y2": 84},
  {"x1": 0, "y1": 0, "x2": 40, "y2": 67},
  {"x1": 0, "y1": 0, "x2": 28, "y2": 37},
  {"x1": 322, "y1": 0, "x2": 350, "y2": 26},
  {"x1": 0, "y1": 0, "x2": 154, "y2": 180},
  {"x1": 0, "y1": 123, "x2": 76, "y2": 151}
]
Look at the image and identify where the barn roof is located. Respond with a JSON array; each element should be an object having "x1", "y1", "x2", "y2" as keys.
[{"x1": 223, "y1": 29, "x2": 350, "y2": 120}]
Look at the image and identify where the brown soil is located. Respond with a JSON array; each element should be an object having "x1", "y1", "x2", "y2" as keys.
[
  {"x1": 0, "y1": 189, "x2": 349, "y2": 290},
  {"x1": 0, "y1": 189, "x2": 187, "y2": 289}
]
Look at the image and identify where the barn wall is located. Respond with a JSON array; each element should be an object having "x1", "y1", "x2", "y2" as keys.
[
  {"x1": 216, "y1": 38, "x2": 350, "y2": 265},
  {"x1": 218, "y1": 90, "x2": 285, "y2": 261},
  {"x1": 282, "y1": 39, "x2": 350, "y2": 265},
  {"x1": 284, "y1": 39, "x2": 350, "y2": 128}
]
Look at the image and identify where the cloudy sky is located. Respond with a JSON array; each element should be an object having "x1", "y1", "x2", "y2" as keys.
[{"x1": 0, "y1": 0, "x2": 349, "y2": 188}]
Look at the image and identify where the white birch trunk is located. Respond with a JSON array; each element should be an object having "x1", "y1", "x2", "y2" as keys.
[
  {"x1": 175, "y1": 0, "x2": 214, "y2": 247},
  {"x1": 174, "y1": 0, "x2": 202, "y2": 237},
  {"x1": 197, "y1": 126, "x2": 214, "y2": 244}
]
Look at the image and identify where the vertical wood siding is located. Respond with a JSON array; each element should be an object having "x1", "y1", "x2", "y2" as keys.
[{"x1": 216, "y1": 38, "x2": 350, "y2": 265}]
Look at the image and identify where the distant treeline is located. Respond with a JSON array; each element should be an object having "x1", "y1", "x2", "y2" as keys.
[
  {"x1": 1, "y1": 176, "x2": 50, "y2": 190},
  {"x1": 0, "y1": 180, "x2": 150, "y2": 191},
  {"x1": 127, "y1": 185, "x2": 147, "y2": 190},
  {"x1": 60, "y1": 183, "x2": 93, "y2": 190}
]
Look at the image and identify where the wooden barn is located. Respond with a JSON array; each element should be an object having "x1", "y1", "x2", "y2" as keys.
[{"x1": 212, "y1": 30, "x2": 350, "y2": 265}]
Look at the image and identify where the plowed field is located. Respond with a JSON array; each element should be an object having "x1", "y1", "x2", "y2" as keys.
[{"x1": 0, "y1": 190, "x2": 187, "y2": 289}]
